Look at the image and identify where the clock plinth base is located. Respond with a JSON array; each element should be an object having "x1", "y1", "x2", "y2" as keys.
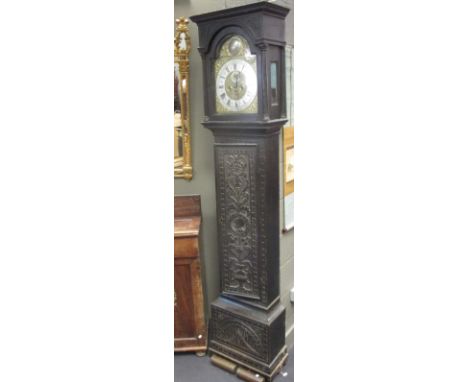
[{"x1": 208, "y1": 296, "x2": 287, "y2": 381}]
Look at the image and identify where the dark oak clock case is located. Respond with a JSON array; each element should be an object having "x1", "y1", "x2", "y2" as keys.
[{"x1": 191, "y1": 2, "x2": 290, "y2": 381}]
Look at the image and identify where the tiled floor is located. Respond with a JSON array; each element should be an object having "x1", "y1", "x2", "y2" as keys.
[{"x1": 174, "y1": 348, "x2": 294, "y2": 382}]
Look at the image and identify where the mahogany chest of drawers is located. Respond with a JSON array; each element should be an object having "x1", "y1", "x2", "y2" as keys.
[{"x1": 174, "y1": 195, "x2": 207, "y2": 354}]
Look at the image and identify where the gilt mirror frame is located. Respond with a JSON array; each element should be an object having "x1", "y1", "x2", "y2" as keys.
[{"x1": 174, "y1": 17, "x2": 192, "y2": 180}]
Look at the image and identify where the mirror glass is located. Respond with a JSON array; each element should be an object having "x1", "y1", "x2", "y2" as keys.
[{"x1": 174, "y1": 63, "x2": 183, "y2": 165}]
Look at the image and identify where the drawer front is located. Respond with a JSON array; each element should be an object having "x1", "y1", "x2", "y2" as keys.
[{"x1": 174, "y1": 237, "x2": 198, "y2": 258}]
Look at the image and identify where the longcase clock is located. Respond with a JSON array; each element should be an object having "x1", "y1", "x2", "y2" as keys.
[{"x1": 191, "y1": 2, "x2": 290, "y2": 381}]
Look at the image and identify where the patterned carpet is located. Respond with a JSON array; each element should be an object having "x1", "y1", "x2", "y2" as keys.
[{"x1": 174, "y1": 348, "x2": 294, "y2": 382}]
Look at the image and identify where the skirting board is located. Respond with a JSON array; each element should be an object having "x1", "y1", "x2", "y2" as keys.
[{"x1": 286, "y1": 324, "x2": 294, "y2": 350}]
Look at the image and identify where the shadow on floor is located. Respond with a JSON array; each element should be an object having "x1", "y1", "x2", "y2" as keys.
[{"x1": 174, "y1": 348, "x2": 294, "y2": 382}]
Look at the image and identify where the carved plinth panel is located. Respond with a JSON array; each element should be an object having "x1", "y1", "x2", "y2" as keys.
[
  {"x1": 215, "y1": 143, "x2": 270, "y2": 305},
  {"x1": 209, "y1": 297, "x2": 287, "y2": 376},
  {"x1": 211, "y1": 306, "x2": 268, "y2": 362}
]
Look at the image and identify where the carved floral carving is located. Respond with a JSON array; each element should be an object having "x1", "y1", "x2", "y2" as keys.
[
  {"x1": 216, "y1": 145, "x2": 260, "y2": 299},
  {"x1": 212, "y1": 308, "x2": 268, "y2": 361}
]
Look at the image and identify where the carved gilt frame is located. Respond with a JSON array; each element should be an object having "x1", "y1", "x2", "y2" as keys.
[{"x1": 174, "y1": 17, "x2": 193, "y2": 180}]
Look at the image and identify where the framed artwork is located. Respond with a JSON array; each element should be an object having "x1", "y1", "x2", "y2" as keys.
[{"x1": 283, "y1": 44, "x2": 294, "y2": 231}]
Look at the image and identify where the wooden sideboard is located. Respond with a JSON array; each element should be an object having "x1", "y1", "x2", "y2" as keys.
[{"x1": 174, "y1": 195, "x2": 207, "y2": 354}]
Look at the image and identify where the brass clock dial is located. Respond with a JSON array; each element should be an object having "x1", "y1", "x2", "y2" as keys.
[
  {"x1": 216, "y1": 58, "x2": 257, "y2": 112},
  {"x1": 214, "y1": 36, "x2": 258, "y2": 114}
]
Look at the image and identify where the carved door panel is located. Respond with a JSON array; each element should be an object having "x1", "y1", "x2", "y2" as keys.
[{"x1": 215, "y1": 143, "x2": 261, "y2": 301}]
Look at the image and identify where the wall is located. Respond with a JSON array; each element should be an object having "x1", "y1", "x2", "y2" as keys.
[{"x1": 174, "y1": 0, "x2": 294, "y2": 348}]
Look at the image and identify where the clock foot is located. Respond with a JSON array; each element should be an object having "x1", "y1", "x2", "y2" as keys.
[
  {"x1": 209, "y1": 351, "x2": 288, "y2": 382},
  {"x1": 236, "y1": 366, "x2": 266, "y2": 382}
]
